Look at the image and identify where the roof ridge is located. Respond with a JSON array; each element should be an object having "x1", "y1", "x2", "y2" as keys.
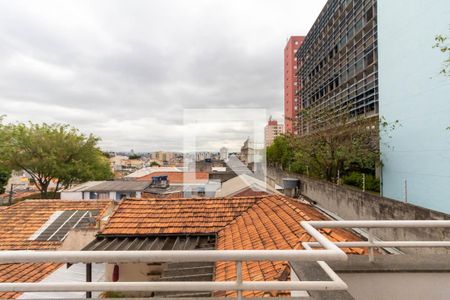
[
  {"x1": 99, "y1": 200, "x2": 129, "y2": 233},
  {"x1": 123, "y1": 195, "x2": 267, "y2": 202},
  {"x1": 217, "y1": 194, "x2": 274, "y2": 237},
  {"x1": 100, "y1": 195, "x2": 265, "y2": 235},
  {"x1": 195, "y1": 195, "x2": 267, "y2": 233},
  {"x1": 22, "y1": 199, "x2": 112, "y2": 203},
  {"x1": 275, "y1": 195, "x2": 313, "y2": 217}
]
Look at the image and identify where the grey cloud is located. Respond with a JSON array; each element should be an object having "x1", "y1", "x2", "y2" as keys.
[{"x1": 0, "y1": 0, "x2": 326, "y2": 151}]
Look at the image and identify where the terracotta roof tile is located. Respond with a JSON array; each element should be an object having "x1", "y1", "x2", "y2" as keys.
[
  {"x1": 100, "y1": 196, "x2": 262, "y2": 235},
  {"x1": 79, "y1": 194, "x2": 361, "y2": 298},
  {"x1": 0, "y1": 200, "x2": 112, "y2": 299},
  {"x1": 215, "y1": 195, "x2": 364, "y2": 297},
  {"x1": 0, "y1": 200, "x2": 111, "y2": 250},
  {"x1": 0, "y1": 263, "x2": 62, "y2": 299}
]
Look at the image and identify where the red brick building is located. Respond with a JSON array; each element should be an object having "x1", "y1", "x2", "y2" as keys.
[{"x1": 284, "y1": 36, "x2": 304, "y2": 134}]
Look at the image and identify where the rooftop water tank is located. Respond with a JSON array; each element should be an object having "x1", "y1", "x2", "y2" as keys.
[{"x1": 282, "y1": 178, "x2": 299, "y2": 189}]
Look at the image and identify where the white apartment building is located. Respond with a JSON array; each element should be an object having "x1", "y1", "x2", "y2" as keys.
[{"x1": 219, "y1": 147, "x2": 228, "y2": 161}]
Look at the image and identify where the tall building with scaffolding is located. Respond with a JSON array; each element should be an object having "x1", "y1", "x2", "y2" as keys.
[
  {"x1": 290, "y1": 0, "x2": 450, "y2": 212},
  {"x1": 296, "y1": 0, "x2": 378, "y2": 135}
]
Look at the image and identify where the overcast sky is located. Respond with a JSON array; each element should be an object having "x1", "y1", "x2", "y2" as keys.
[{"x1": 0, "y1": 0, "x2": 326, "y2": 152}]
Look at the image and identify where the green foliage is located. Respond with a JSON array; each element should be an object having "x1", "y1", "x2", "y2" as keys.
[
  {"x1": 150, "y1": 161, "x2": 160, "y2": 167},
  {"x1": 102, "y1": 291, "x2": 126, "y2": 298},
  {"x1": 128, "y1": 154, "x2": 142, "y2": 159},
  {"x1": 266, "y1": 108, "x2": 398, "y2": 193},
  {"x1": 342, "y1": 172, "x2": 363, "y2": 187},
  {"x1": 0, "y1": 122, "x2": 113, "y2": 197},
  {"x1": 102, "y1": 151, "x2": 113, "y2": 158},
  {"x1": 266, "y1": 135, "x2": 296, "y2": 170},
  {"x1": 0, "y1": 165, "x2": 11, "y2": 194},
  {"x1": 342, "y1": 172, "x2": 380, "y2": 193},
  {"x1": 294, "y1": 108, "x2": 380, "y2": 181},
  {"x1": 433, "y1": 30, "x2": 450, "y2": 76}
]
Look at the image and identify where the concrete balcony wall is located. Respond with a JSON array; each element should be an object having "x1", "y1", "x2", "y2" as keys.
[
  {"x1": 267, "y1": 166, "x2": 450, "y2": 254},
  {"x1": 341, "y1": 272, "x2": 450, "y2": 300}
]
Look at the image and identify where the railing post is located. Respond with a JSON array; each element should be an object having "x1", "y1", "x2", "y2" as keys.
[
  {"x1": 86, "y1": 263, "x2": 92, "y2": 298},
  {"x1": 368, "y1": 229, "x2": 374, "y2": 262},
  {"x1": 236, "y1": 261, "x2": 242, "y2": 300}
]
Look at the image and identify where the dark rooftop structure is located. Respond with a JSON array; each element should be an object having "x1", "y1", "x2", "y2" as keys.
[
  {"x1": 84, "y1": 235, "x2": 215, "y2": 251},
  {"x1": 84, "y1": 235, "x2": 216, "y2": 298}
]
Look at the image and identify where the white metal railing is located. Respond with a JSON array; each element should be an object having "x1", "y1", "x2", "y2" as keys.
[
  {"x1": 0, "y1": 250, "x2": 348, "y2": 297},
  {"x1": 302, "y1": 220, "x2": 450, "y2": 262},
  {"x1": 0, "y1": 220, "x2": 448, "y2": 298}
]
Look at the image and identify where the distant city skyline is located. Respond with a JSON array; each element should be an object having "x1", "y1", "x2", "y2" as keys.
[{"x1": 0, "y1": 0, "x2": 326, "y2": 152}]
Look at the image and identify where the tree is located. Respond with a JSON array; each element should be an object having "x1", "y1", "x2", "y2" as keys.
[
  {"x1": 0, "y1": 165, "x2": 11, "y2": 194},
  {"x1": 295, "y1": 108, "x2": 380, "y2": 181},
  {"x1": 0, "y1": 122, "x2": 113, "y2": 198},
  {"x1": 434, "y1": 29, "x2": 450, "y2": 130},
  {"x1": 150, "y1": 161, "x2": 160, "y2": 167},
  {"x1": 267, "y1": 106, "x2": 398, "y2": 184},
  {"x1": 0, "y1": 117, "x2": 12, "y2": 194}
]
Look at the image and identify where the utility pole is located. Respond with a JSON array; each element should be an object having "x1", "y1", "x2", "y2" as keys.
[
  {"x1": 362, "y1": 174, "x2": 366, "y2": 192},
  {"x1": 8, "y1": 184, "x2": 15, "y2": 206},
  {"x1": 7, "y1": 183, "x2": 25, "y2": 206},
  {"x1": 404, "y1": 179, "x2": 408, "y2": 203}
]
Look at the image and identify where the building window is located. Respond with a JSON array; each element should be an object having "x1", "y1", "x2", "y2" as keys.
[{"x1": 294, "y1": 41, "x2": 299, "y2": 45}]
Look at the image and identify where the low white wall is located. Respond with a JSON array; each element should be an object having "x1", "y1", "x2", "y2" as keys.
[
  {"x1": 58, "y1": 229, "x2": 97, "y2": 250},
  {"x1": 341, "y1": 272, "x2": 450, "y2": 300},
  {"x1": 60, "y1": 192, "x2": 83, "y2": 200},
  {"x1": 104, "y1": 263, "x2": 164, "y2": 297}
]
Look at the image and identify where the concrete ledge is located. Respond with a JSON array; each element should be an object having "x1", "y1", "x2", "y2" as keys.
[
  {"x1": 330, "y1": 254, "x2": 450, "y2": 273},
  {"x1": 267, "y1": 167, "x2": 450, "y2": 255},
  {"x1": 290, "y1": 261, "x2": 355, "y2": 300}
]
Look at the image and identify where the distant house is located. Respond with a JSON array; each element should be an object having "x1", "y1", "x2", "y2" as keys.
[
  {"x1": 59, "y1": 181, "x2": 105, "y2": 200},
  {"x1": 133, "y1": 171, "x2": 209, "y2": 184},
  {"x1": 124, "y1": 166, "x2": 211, "y2": 198},
  {"x1": 215, "y1": 174, "x2": 282, "y2": 197},
  {"x1": 61, "y1": 181, "x2": 151, "y2": 200},
  {"x1": 0, "y1": 199, "x2": 113, "y2": 299},
  {"x1": 124, "y1": 166, "x2": 182, "y2": 179}
]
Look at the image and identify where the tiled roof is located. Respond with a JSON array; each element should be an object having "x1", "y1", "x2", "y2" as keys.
[
  {"x1": 0, "y1": 200, "x2": 112, "y2": 299},
  {"x1": 100, "y1": 196, "x2": 262, "y2": 235},
  {"x1": 0, "y1": 200, "x2": 111, "y2": 250},
  {"x1": 215, "y1": 195, "x2": 364, "y2": 298},
  {"x1": 100, "y1": 195, "x2": 363, "y2": 298},
  {"x1": 0, "y1": 263, "x2": 61, "y2": 299}
]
